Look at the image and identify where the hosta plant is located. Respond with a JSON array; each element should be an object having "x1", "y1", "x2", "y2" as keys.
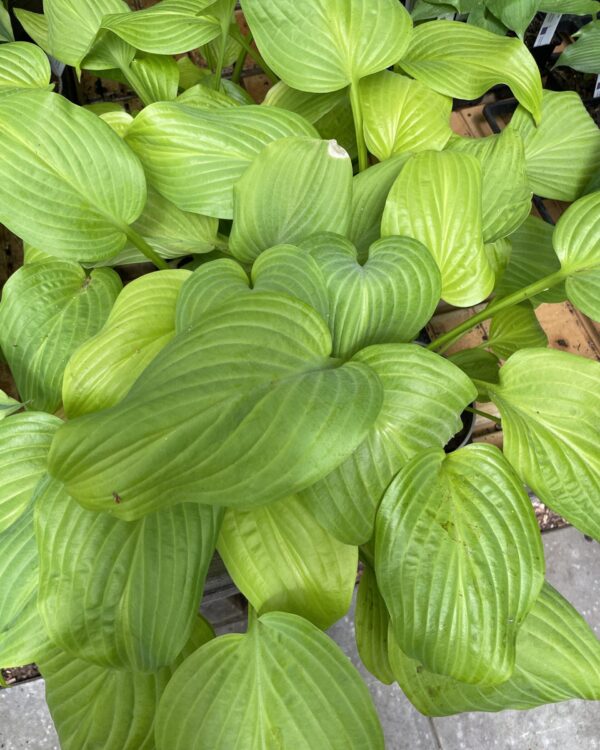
[{"x1": 1, "y1": 1, "x2": 600, "y2": 748}]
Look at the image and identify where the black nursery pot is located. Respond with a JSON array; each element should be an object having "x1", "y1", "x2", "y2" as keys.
[{"x1": 444, "y1": 406, "x2": 476, "y2": 454}]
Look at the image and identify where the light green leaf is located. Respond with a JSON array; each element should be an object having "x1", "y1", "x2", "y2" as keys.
[
  {"x1": 540, "y1": 0, "x2": 600, "y2": 11},
  {"x1": 0, "y1": 90, "x2": 147, "y2": 261},
  {"x1": 12, "y1": 10, "x2": 49, "y2": 51},
  {"x1": 487, "y1": 303, "x2": 548, "y2": 359},
  {"x1": 201, "y1": 22, "x2": 241, "y2": 71},
  {"x1": 467, "y1": 4, "x2": 508, "y2": 35},
  {"x1": 176, "y1": 59, "x2": 254, "y2": 102},
  {"x1": 484, "y1": 0, "x2": 537, "y2": 37},
  {"x1": 398, "y1": 20, "x2": 542, "y2": 124},
  {"x1": 300, "y1": 233, "x2": 441, "y2": 359},
  {"x1": 0, "y1": 4, "x2": 13, "y2": 42},
  {"x1": 447, "y1": 128, "x2": 531, "y2": 243},
  {"x1": 63, "y1": 270, "x2": 189, "y2": 418},
  {"x1": 0, "y1": 261, "x2": 121, "y2": 413},
  {"x1": 360, "y1": 70, "x2": 452, "y2": 160},
  {"x1": 36, "y1": 475, "x2": 221, "y2": 670},
  {"x1": 509, "y1": 90, "x2": 600, "y2": 201},
  {"x1": 155, "y1": 611, "x2": 384, "y2": 749},
  {"x1": 99, "y1": 109, "x2": 134, "y2": 137},
  {"x1": 0, "y1": 596, "x2": 49, "y2": 670},
  {"x1": 229, "y1": 137, "x2": 353, "y2": 264},
  {"x1": 356, "y1": 565, "x2": 394, "y2": 685},
  {"x1": 0, "y1": 390, "x2": 22, "y2": 420},
  {"x1": 176, "y1": 81, "x2": 242, "y2": 110},
  {"x1": 488, "y1": 348, "x2": 600, "y2": 540},
  {"x1": 125, "y1": 52, "x2": 180, "y2": 106},
  {"x1": 300, "y1": 345, "x2": 477, "y2": 545},
  {"x1": 448, "y1": 349, "x2": 500, "y2": 402},
  {"x1": 218, "y1": 494, "x2": 356, "y2": 629},
  {"x1": 242, "y1": 0, "x2": 412, "y2": 92},
  {"x1": 49, "y1": 294, "x2": 383, "y2": 519},
  {"x1": 556, "y1": 19, "x2": 600, "y2": 74},
  {"x1": 382, "y1": 150, "x2": 494, "y2": 307},
  {"x1": 376, "y1": 444, "x2": 544, "y2": 685},
  {"x1": 484, "y1": 236, "x2": 512, "y2": 282},
  {"x1": 0, "y1": 42, "x2": 51, "y2": 95},
  {"x1": 38, "y1": 615, "x2": 214, "y2": 750},
  {"x1": 389, "y1": 582, "x2": 600, "y2": 715},
  {"x1": 125, "y1": 103, "x2": 317, "y2": 219}
]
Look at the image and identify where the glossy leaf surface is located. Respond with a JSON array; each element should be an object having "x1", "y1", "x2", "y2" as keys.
[
  {"x1": 556, "y1": 19, "x2": 600, "y2": 74},
  {"x1": 0, "y1": 42, "x2": 51, "y2": 95},
  {"x1": 487, "y1": 303, "x2": 548, "y2": 359},
  {"x1": 355, "y1": 565, "x2": 394, "y2": 684}
]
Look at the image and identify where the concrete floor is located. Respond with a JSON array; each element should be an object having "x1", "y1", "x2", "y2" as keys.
[{"x1": 1, "y1": 526, "x2": 599, "y2": 750}]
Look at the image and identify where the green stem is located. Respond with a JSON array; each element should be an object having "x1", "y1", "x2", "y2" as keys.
[
  {"x1": 213, "y1": 20, "x2": 231, "y2": 89},
  {"x1": 231, "y1": 30, "x2": 252, "y2": 84},
  {"x1": 359, "y1": 544, "x2": 375, "y2": 570},
  {"x1": 247, "y1": 603, "x2": 258, "y2": 632},
  {"x1": 124, "y1": 226, "x2": 169, "y2": 270},
  {"x1": 465, "y1": 406, "x2": 501, "y2": 425},
  {"x1": 427, "y1": 270, "x2": 566, "y2": 353},
  {"x1": 229, "y1": 25, "x2": 277, "y2": 84},
  {"x1": 349, "y1": 78, "x2": 368, "y2": 172}
]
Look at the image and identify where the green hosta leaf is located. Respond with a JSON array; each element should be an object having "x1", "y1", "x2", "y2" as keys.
[
  {"x1": 484, "y1": 0, "x2": 537, "y2": 37},
  {"x1": 356, "y1": 565, "x2": 394, "y2": 685},
  {"x1": 99, "y1": 109, "x2": 134, "y2": 137},
  {"x1": 300, "y1": 233, "x2": 441, "y2": 359},
  {"x1": 0, "y1": 261, "x2": 121, "y2": 413},
  {"x1": 349, "y1": 155, "x2": 411, "y2": 262},
  {"x1": 496, "y1": 216, "x2": 566, "y2": 303},
  {"x1": 487, "y1": 303, "x2": 548, "y2": 359},
  {"x1": 176, "y1": 246, "x2": 329, "y2": 331},
  {"x1": 0, "y1": 4, "x2": 13, "y2": 42},
  {"x1": 12, "y1": 10, "x2": 49, "y2": 52},
  {"x1": 39, "y1": 616, "x2": 214, "y2": 750},
  {"x1": 177, "y1": 81, "x2": 242, "y2": 110},
  {"x1": 201, "y1": 22, "x2": 241, "y2": 72},
  {"x1": 36, "y1": 475, "x2": 221, "y2": 670},
  {"x1": 229, "y1": 138, "x2": 353, "y2": 264},
  {"x1": 399, "y1": 20, "x2": 542, "y2": 124},
  {"x1": 382, "y1": 150, "x2": 494, "y2": 307},
  {"x1": 448, "y1": 349, "x2": 500, "y2": 402},
  {"x1": 125, "y1": 103, "x2": 316, "y2": 219},
  {"x1": 447, "y1": 129, "x2": 531, "y2": 243},
  {"x1": 300, "y1": 345, "x2": 477, "y2": 545},
  {"x1": 49, "y1": 294, "x2": 383, "y2": 519},
  {"x1": 411, "y1": 0, "x2": 457, "y2": 21},
  {"x1": 63, "y1": 270, "x2": 189, "y2": 418},
  {"x1": 0, "y1": 42, "x2": 51, "y2": 95},
  {"x1": 125, "y1": 52, "x2": 180, "y2": 106},
  {"x1": 376, "y1": 444, "x2": 544, "y2": 685},
  {"x1": 556, "y1": 19, "x2": 600, "y2": 74},
  {"x1": 0, "y1": 90, "x2": 147, "y2": 261},
  {"x1": 155, "y1": 611, "x2": 384, "y2": 750},
  {"x1": 467, "y1": 5, "x2": 508, "y2": 35},
  {"x1": 389, "y1": 582, "x2": 600, "y2": 715},
  {"x1": 488, "y1": 349, "x2": 600, "y2": 539},
  {"x1": 101, "y1": 0, "x2": 221, "y2": 55},
  {"x1": 540, "y1": 0, "x2": 600, "y2": 11},
  {"x1": 360, "y1": 71, "x2": 452, "y2": 160},
  {"x1": 0, "y1": 390, "x2": 22, "y2": 420},
  {"x1": 242, "y1": 0, "x2": 412, "y2": 92},
  {"x1": 484, "y1": 237, "x2": 512, "y2": 282},
  {"x1": 509, "y1": 90, "x2": 600, "y2": 201},
  {"x1": 0, "y1": 597, "x2": 48, "y2": 669},
  {"x1": 218, "y1": 495, "x2": 356, "y2": 629}
]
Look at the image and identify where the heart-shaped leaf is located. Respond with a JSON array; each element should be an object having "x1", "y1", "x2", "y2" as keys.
[
  {"x1": 125, "y1": 103, "x2": 317, "y2": 219},
  {"x1": 487, "y1": 303, "x2": 548, "y2": 359},
  {"x1": 0, "y1": 42, "x2": 51, "y2": 95},
  {"x1": 229, "y1": 137, "x2": 353, "y2": 264},
  {"x1": 123, "y1": 52, "x2": 180, "y2": 106},
  {"x1": 398, "y1": 20, "x2": 542, "y2": 123},
  {"x1": 242, "y1": 0, "x2": 412, "y2": 92},
  {"x1": 0, "y1": 90, "x2": 147, "y2": 261},
  {"x1": 376, "y1": 444, "x2": 544, "y2": 685},
  {"x1": 218, "y1": 494, "x2": 357, "y2": 629},
  {"x1": 0, "y1": 261, "x2": 121, "y2": 413},
  {"x1": 155, "y1": 611, "x2": 384, "y2": 749},
  {"x1": 300, "y1": 345, "x2": 476, "y2": 544},
  {"x1": 36, "y1": 475, "x2": 221, "y2": 670},
  {"x1": 300, "y1": 233, "x2": 441, "y2": 359},
  {"x1": 355, "y1": 565, "x2": 394, "y2": 685},
  {"x1": 176, "y1": 81, "x2": 241, "y2": 111},
  {"x1": 382, "y1": 150, "x2": 494, "y2": 307},
  {"x1": 556, "y1": 18, "x2": 600, "y2": 74},
  {"x1": 487, "y1": 348, "x2": 600, "y2": 540},
  {"x1": 49, "y1": 294, "x2": 383, "y2": 519},
  {"x1": 360, "y1": 71, "x2": 453, "y2": 160},
  {"x1": 485, "y1": 0, "x2": 537, "y2": 37},
  {"x1": 389, "y1": 582, "x2": 600, "y2": 714}
]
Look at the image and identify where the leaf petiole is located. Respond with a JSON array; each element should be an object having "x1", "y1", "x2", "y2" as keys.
[
  {"x1": 349, "y1": 78, "x2": 368, "y2": 172},
  {"x1": 123, "y1": 226, "x2": 169, "y2": 270}
]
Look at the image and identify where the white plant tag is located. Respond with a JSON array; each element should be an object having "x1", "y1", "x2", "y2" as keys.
[
  {"x1": 534, "y1": 13, "x2": 562, "y2": 47},
  {"x1": 594, "y1": 74, "x2": 600, "y2": 99}
]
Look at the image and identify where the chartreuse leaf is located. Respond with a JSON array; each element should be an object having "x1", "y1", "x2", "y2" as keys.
[
  {"x1": 398, "y1": 20, "x2": 542, "y2": 124},
  {"x1": 0, "y1": 261, "x2": 121, "y2": 413},
  {"x1": 556, "y1": 19, "x2": 600, "y2": 74},
  {"x1": 12, "y1": 10, "x2": 49, "y2": 51},
  {"x1": 487, "y1": 349, "x2": 600, "y2": 539},
  {"x1": 540, "y1": 0, "x2": 600, "y2": 11},
  {"x1": 0, "y1": 42, "x2": 51, "y2": 95},
  {"x1": 230, "y1": 138, "x2": 353, "y2": 264},
  {"x1": 0, "y1": 4, "x2": 13, "y2": 42},
  {"x1": 124, "y1": 53, "x2": 180, "y2": 106},
  {"x1": 382, "y1": 150, "x2": 495, "y2": 307},
  {"x1": 36, "y1": 475, "x2": 221, "y2": 670},
  {"x1": 38, "y1": 616, "x2": 214, "y2": 750},
  {"x1": 242, "y1": 0, "x2": 412, "y2": 92},
  {"x1": 360, "y1": 71, "x2": 453, "y2": 160},
  {"x1": 485, "y1": 237, "x2": 512, "y2": 282},
  {"x1": 49, "y1": 294, "x2": 383, "y2": 519},
  {"x1": 177, "y1": 81, "x2": 241, "y2": 111},
  {"x1": 300, "y1": 345, "x2": 476, "y2": 545},
  {"x1": 486, "y1": 303, "x2": 548, "y2": 359},
  {"x1": 0, "y1": 91, "x2": 147, "y2": 261},
  {"x1": 99, "y1": 109, "x2": 134, "y2": 137},
  {"x1": 101, "y1": 0, "x2": 221, "y2": 55},
  {"x1": 356, "y1": 565, "x2": 394, "y2": 685},
  {"x1": 389, "y1": 582, "x2": 600, "y2": 715},
  {"x1": 376, "y1": 444, "x2": 544, "y2": 685},
  {"x1": 155, "y1": 611, "x2": 384, "y2": 750},
  {"x1": 125, "y1": 104, "x2": 317, "y2": 219},
  {"x1": 300, "y1": 233, "x2": 441, "y2": 359},
  {"x1": 484, "y1": 0, "x2": 537, "y2": 38},
  {"x1": 447, "y1": 129, "x2": 531, "y2": 243},
  {"x1": 0, "y1": 390, "x2": 22, "y2": 420},
  {"x1": 509, "y1": 90, "x2": 600, "y2": 201},
  {"x1": 217, "y1": 494, "x2": 356, "y2": 629},
  {"x1": 63, "y1": 270, "x2": 189, "y2": 418},
  {"x1": 448, "y1": 349, "x2": 500, "y2": 402},
  {"x1": 176, "y1": 246, "x2": 329, "y2": 331}
]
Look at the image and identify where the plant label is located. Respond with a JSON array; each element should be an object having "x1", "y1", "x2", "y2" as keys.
[{"x1": 534, "y1": 13, "x2": 562, "y2": 47}]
